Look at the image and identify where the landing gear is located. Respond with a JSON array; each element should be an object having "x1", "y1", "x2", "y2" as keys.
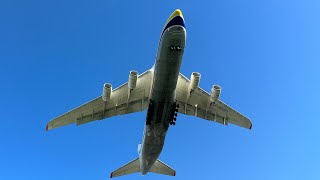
[
  {"x1": 146, "y1": 101, "x2": 154, "y2": 125},
  {"x1": 169, "y1": 102, "x2": 179, "y2": 126}
]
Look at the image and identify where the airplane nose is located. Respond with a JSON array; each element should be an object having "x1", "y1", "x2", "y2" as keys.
[
  {"x1": 161, "y1": 9, "x2": 185, "y2": 36},
  {"x1": 173, "y1": 9, "x2": 183, "y2": 19}
]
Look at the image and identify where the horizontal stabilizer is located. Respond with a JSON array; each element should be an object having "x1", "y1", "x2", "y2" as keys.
[
  {"x1": 110, "y1": 158, "x2": 140, "y2": 178},
  {"x1": 149, "y1": 159, "x2": 176, "y2": 176}
]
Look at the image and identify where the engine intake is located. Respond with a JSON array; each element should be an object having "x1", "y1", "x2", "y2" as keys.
[
  {"x1": 128, "y1": 70, "x2": 138, "y2": 90},
  {"x1": 210, "y1": 85, "x2": 221, "y2": 103},
  {"x1": 189, "y1": 72, "x2": 201, "y2": 91},
  {"x1": 102, "y1": 83, "x2": 112, "y2": 102}
]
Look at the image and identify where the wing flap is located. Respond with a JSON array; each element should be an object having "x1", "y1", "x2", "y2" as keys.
[
  {"x1": 176, "y1": 73, "x2": 252, "y2": 129},
  {"x1": 46, "y1": 70, "x2": 152, "y2": 131}
]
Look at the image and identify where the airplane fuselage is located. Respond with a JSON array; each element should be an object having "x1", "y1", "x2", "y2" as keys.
[
  {"x1": 46, "y1": 9, "x2": 252, "y2": 178},
  {"x1": 139, "y1": 24, "x2": 186, "y2": 175}
]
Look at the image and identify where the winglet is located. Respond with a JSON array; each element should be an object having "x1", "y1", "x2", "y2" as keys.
[
  {"x1": 110, "y1": 172, "x2": 113, "y2": 178},
  {"x1": 249, "y1": 123, "x2": 252, "y2": 130},
  {"x1": 46, "y1": 124, "x2": 49, "y2": 131}
]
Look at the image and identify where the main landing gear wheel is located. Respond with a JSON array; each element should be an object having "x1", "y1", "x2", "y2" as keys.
[{"x1": 169, "y1": 102, "x2": 179, "y2": 126}]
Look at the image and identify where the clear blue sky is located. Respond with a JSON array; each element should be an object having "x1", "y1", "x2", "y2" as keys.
[{"x1": 0, "y1": 1, "x2": 319, "y2": 179}]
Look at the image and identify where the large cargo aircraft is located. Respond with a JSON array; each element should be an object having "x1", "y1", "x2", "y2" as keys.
[{"x1": 46, "y1": 9, "x2": 252, "y2": 178}]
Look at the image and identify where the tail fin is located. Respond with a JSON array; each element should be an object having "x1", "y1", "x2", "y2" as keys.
[
  {"x1": 110, "y1": 158, "x2": 140, "y2": 178},
  {"x1": 137, "y1": 144, "x2": 141, "y2": 154},
  {"x1": 149, "y1": 159, "x2": 176, "y2": 176}
]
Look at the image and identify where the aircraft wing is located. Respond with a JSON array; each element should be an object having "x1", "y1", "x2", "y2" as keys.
[
  {"x1": 175, "y1": 73, "x2": 252, "y2": 129},
  {"x1": 46, "y1": 70, "x2": 153, "y2": 131}
]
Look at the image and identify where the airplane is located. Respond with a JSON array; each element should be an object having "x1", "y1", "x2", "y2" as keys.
[{"x1": 46, "y1": 9, "x2": 252, "y2": 178}]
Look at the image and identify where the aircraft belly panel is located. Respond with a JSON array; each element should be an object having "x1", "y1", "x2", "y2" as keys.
[
  {"x1": 140, "y1": 25, "x2": 186, "y2": 175},
  {"x1": 140, "y1": 124, "x2": 167, "y2": 173},
  {"x1": 151, "y1": 26, "x2": 186, "y2": 102}
]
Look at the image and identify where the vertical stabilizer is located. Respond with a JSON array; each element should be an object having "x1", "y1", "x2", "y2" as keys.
[{"x1": 137, "y1": 144, "x2": 141, "y2": 154}]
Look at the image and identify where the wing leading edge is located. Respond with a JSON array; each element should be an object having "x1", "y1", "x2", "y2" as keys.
[
  {"x1": 175, "y1": 73, "x2": 252, "y2": 129},
  {"x1": 46, "y1": 70, "x2": 153, "y2": 131}
]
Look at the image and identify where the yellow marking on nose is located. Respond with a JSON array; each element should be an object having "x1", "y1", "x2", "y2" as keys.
[{"x1": 164, "y1": 9, "x2": 184, "y2": 28}]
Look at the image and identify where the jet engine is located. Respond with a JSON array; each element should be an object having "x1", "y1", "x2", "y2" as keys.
[
  {"x1": 210, "y1": 85, "x2": 221, "y2": 103},
  {"x1": 189, "y1": 72, "x2": 201, "y2": 91},
  {"x1": 128, "y1": 70, "x2": 138, "y2": 90},
  {"x1": 102, "y1": 83, "x2": 112, "y2": 102}
]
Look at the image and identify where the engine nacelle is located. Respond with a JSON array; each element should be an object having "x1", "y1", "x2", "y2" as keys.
[
  {"x1": 189, "y1": 72, "x2": 201, "y2": 91},
  {"x1": 210, "y1": 85, "x2": 221, "y2": 103},
  {"x1": 128, "y1": 70, "x2": 138, "y2": 90},
  {"x1": 102, "y1": 83, "x2": 112, "y2": 102}
]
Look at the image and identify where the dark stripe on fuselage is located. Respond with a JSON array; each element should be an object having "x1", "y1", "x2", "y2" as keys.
[{"x1": 161, "y1": 16, "x2": 185, "y2": 36}]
